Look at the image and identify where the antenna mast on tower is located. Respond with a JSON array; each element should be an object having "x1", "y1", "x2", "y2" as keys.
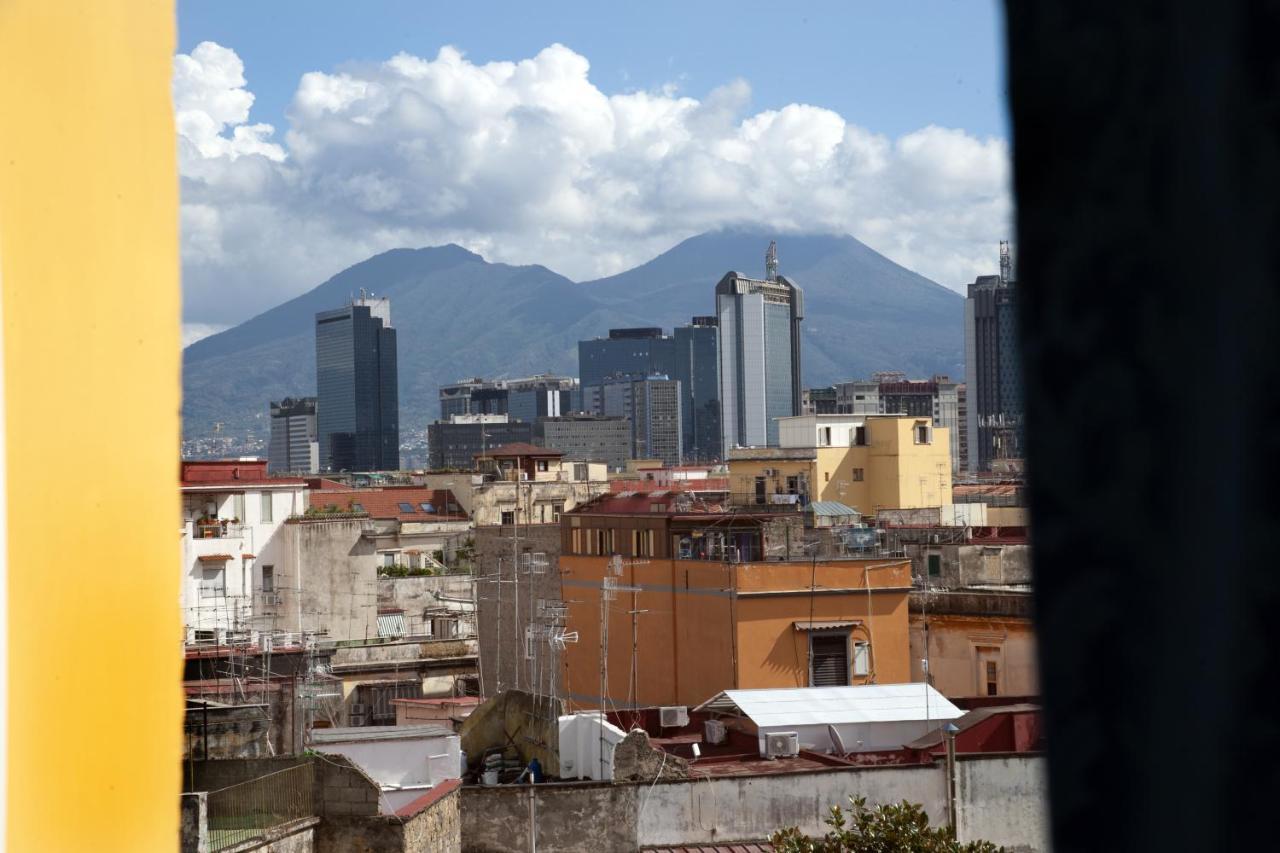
[
  {"x1": 765, "y1": 240, "x2": 779, "y2": 281},
  {"x1": 999, "y1": 240, "x2": 1013, "y2": 284}
]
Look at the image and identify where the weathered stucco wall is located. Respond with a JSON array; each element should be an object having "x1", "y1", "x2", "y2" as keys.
[
  {"x1": 280, "y1": 519, "x2": 379, "y2": 642},
  {"x1": 474, "y1": 523, "x2": 564, "y2": 696},
  {"x1": 637, "y1": 765, "x2": 947, "y2": 847},
  {"x1": 459, "y1": 755, "x2": 1050, "y2": 851},
  {"x1": 957, "y1": 755, "x2": 1050, "y2": 852},
  {"x1": 461, "y1": 783, "x2": 638, "y2": 853}
]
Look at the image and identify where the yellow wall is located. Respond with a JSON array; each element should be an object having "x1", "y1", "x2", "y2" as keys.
[
  {"x1": 1, "y1": 2, "x2": 181, "y2": 848},
  {"x1": 728, "y1": 418, "x2": 952, "y2": 515},
  {"x1": 909, "y1": 614, "x2": 1039, "y2": 699}
]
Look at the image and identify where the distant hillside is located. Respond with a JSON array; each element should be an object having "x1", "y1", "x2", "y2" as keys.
[{"x1": 182, "y1": 229, "x2": 965, "y2": 440}]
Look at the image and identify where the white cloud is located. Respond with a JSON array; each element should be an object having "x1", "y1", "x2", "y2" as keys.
[{"x1": 176, "y1": 42, "x2": 1012, "y2": 326}]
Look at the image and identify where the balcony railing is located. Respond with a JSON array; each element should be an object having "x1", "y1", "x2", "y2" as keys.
[
  {"x1": 206, "y1": 764, "x2": 315, "y2": 851},
  {"x1": 192, "y1": 520, "x2": 247, "y2": 539}
]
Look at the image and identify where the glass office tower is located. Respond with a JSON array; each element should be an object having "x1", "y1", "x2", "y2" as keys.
[
  {"x1": 672, "y1": 317, "x2": 720, "y2": 461},
  {"x1": 716, "y1": 245, "x2": 803, "y2": 449},
  {"x1": 315, "y1": 297, "x2": 399, "y2": 472}
]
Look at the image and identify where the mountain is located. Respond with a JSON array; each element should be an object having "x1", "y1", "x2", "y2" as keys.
[{"x1": 181, "y1": 229, "x2": 965, "y2": 440}]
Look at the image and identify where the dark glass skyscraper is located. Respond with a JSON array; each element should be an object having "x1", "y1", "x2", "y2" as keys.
[
  {"x1": 964, "y1": 246, "x2": 1022, "y2": 472},
  {"x1": 672, "y1": 317, "x2": 720, "y2": 461},
  {"x1": 716, "y1": 242, "x2": 804, "y2": 448},
  {"x1": 577, "y1": 321, "x2": 720, "y2": 461},
  {"x1": 315, "y1": 297, "x2": 399, "y2": 471}
]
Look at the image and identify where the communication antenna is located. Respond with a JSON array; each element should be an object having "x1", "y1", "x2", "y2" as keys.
[
  {"x1": 999, "y1": 240, "x2": 1013, "y2": 284},
  {"x1": 765, "y1": 240, "x2": 779, "y2": 282}
]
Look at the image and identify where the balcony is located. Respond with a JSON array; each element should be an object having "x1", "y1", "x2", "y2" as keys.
[{"x1": 191, "y1": 519, "x2": 247, "y2": 539}]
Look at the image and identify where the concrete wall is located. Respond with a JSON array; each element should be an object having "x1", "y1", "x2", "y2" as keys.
[
  {"x1": 229, "y1": 819, "x2": 319, "y2": 852},
  {"x1": 461, "y1": 783, "x2": 637, "y2": 853},
  {"x1": 278, "y1": 519, "x2": 379, "y2": 642},
  {"x1": 459, "y1": 755, "x2": 1049, "y2": 851},
  {"x1": 459, "y1": 690, "x2": 563, "y2": 777},
  {"x1": 638, "y1": 765, "x2": 946, "y2": 847},
  {"x1": 957, "y1": 755, "x2": 1050, "y2": 852},
  {"x1": 474, "y1": 524, "x2": 564, "y2": 697}
]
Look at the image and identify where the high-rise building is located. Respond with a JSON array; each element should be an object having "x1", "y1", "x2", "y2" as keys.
[
  {"x1": 505, "y1": 374, "x2": 578, "y2": 423},
  {"x1": 672, "y1": 317, "x2": 720, "y2": 461},
  {"x1": 833, "y1": 373, "x2": 962, "y2": 471},
  {"x1": 578, "y1": 320, "x2": 719, "y2": 461},
  {"x1": 964, "y1": 243, "x2": 1023, "y2": 473},
  {"x1": 315, "y1": 295, "x2": 399, "y2": 472},
  {"x1": 598, "y1": 374, "x2": 683, "y2": 466},
  {"x1": 578, "y1": 328, "x2": 673, "y2": 389},
  {"x1": 716, "y1": 241, "x2": 804, "y2": 449},
  {"x1": 426, "y1": 414, "x2": 533, "y2": 470},
  {"x1": 439, "y1": 377, "x2": 508, "y2": 420},
  {"x1": 535, "y1": 414, "x2": 632, "y2": 469},
  {"x1": 438, "y1": 374, "x2": 577, "y2": 422},
  {"x1": 268, "y1": 397, "x2": 318, "y2": 474}
]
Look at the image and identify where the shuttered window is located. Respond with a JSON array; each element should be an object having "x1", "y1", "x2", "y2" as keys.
[{"x1": 810, "y1": 634, "x2": 849, "y2": 687}]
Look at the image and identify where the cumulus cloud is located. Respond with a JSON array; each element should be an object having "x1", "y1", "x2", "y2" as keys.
[{"x1": 176, "y1": 41, "x2": 1011, "y2": 326}]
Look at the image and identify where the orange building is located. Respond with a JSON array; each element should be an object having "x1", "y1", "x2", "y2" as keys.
[{"x1": 557, "y1": 494, "x2": 913, "y2": 710}]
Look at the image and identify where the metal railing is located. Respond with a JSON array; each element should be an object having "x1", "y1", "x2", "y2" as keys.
[{"x1": 206, "y1": 763, "x2": 315, "y2": 851}]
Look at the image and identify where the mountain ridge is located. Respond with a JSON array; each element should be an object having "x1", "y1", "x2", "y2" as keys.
[{"x1": 182, "y1": 229, "x2": 966, "y2": 441}]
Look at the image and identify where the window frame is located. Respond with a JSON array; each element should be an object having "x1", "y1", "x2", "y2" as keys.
[{"x1": 808, "y1": 630, "x2": 851, "y2": 687}]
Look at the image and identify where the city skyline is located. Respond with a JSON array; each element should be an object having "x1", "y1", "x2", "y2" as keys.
[{"x1": 175, "y1": 3, "x2": 1011, "y2": 343}]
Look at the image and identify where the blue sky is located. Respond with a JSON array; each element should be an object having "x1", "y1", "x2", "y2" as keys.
[
  {"x1": 179, "y1": 0, "x2": 1008, "y2": 141},
  {"x1": 175, "y1": 1, "x2": 1011, "y2": 337}
]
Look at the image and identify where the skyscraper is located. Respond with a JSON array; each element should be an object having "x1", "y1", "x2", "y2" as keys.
[
  {"x1": 716, "y1": 241, "x2": 804, "y2": 449},
  {"x1": 578, "y1": 320, "x2": 719, "y2": 461},
  {"x1": 598, "y1": 374, "x2": 683, "y2": 466},
  {"x1": 672, "y1": 317, "x2": 720, "y2": 461},
  {"x1": 964, "y1": 242, "x2": 1022, "y2": 472},
  {"x1": 315, "y1": 295, "x2": 399, "y2": 472},
  {"x1": 268, "y1": 397, "x2": 318, "y2": 474}
]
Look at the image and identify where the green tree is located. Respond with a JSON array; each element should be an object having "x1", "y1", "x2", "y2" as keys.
[{"x1": 770, "y1": 797, "x2": 1005, "y2": 853}]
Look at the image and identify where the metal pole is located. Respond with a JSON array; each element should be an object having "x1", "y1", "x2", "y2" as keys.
[{"x1": 945, "y1": 723, "x2": 959, "y2": 834}]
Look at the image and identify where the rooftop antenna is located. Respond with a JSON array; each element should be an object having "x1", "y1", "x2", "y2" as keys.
[
  {"x1": 999, "y1": 241, "x2": 1012, "y2": 284},
  {"x1": 765, "y1": 240, "x2": 779, "y2": 282}
]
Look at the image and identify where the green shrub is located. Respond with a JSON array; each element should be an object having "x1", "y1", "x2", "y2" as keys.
[{"x1": 770, "y1": 797, "x2": 1005, "y2": 853}]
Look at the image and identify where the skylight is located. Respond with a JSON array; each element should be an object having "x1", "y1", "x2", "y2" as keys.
[{"x1": 398, "y1": 502, "x2": 414, "y2": 512}]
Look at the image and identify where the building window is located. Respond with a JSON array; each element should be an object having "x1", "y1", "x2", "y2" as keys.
[
  {"x1": 231, "y1": 492, "x2": 245, "y2": 522},
  {"x1": 754, "y1": 477, "x2": 766, "y2": 505},
  {"x1": 786, "y1": 475, "x2": 799, "y2": 495},
  {"x1": 819, "y1": 426, "x2": 832, "y2": 446},
  {"x1": 536, "y1": 459, "x2": 549, "y2": 472},
  {"x1": 380, "y1": 552, "x2": 399, "y2": 567},
  {"x1": 986, "y1": 661, "x2": 999, "y2": 696},
  {"x1": 851, "y1": 468, "x2": 864, "y2": 482},
  {"x1": 810, "y1": 634, "x2": 849, "y2": 686},
  {"x1": 574, "y1": 462, "x2": 589, "y2": 481},
  {"x1": 914, "y1": 423, "x2": 931, "y2": 444},
  {"x1": 632, "y1": 529, "x2": 655, "y2": 557},
  {"x1": 261, "y1": 565, "x2": 274, "y2": 592},
  {"x1": 552, "y1": 502, "x2": 564, "y2": 522},
  {"x1": 398, "y1": 502, "x2": 414, "y2": 513},
  {"x1": 200, "y1": 565, "x2": 225, "y2": 598},
  {"x1": 854, "y1": 425, "x2": 867, "y2": 446},
  {"x1": 853, "y1": 641, "x2": 871, "y2": 676},
  {"x1": 260, "y1": 492, "x2": 273, "y2": 524},
  {"x1": 927, "y1": 554, "x2": 941, "y2": 577},
  {"x1": 501, "y1": 510, "x2": 516, "y2": 525}
]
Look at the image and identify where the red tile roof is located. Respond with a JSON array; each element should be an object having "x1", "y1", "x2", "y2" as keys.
[
  {"x1": 475, "y1": 442, "x2": 563, "y2": 458},
  {"x1": 197, "y1": 554, "x2": 234, "y2": 561},
  {"x1": 309, "y1": 487, "x2": 469, "y2": 522}
]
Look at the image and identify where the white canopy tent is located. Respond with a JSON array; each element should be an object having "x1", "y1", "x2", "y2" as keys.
[{"x1": 695, "y1": 684, "x2": 962, "y2": 756}]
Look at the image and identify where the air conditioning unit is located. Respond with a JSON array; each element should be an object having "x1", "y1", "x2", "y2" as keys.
[
  {"x1": 704, "y1": 719, "x2": 727, "y2": 745},
  {"x1": 519, "y1": 472, "x2": 529, "y2": 481},
  {"x1": 765, "y1": 732, "x2": 800, "y2": 759},
  {"x1": 349, "y1": 703, "x2": 369, "y2": 726},
  {"x1": 659, "y1": 706, "x2": 689, "y2": 728}
]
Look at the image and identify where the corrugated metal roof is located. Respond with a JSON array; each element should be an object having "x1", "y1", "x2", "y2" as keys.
[
  {"x1": 808, "y1": 501, "x2": 860, "y2": 517},
  {"x1": 793, "y1": 620, "x2": 861, "y2": 631},
  {"x1": 694, "y1": 685, "x2": 962, "y2": 727}
]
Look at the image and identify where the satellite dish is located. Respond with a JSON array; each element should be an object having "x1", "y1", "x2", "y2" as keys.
[{"x1": 827, "y1": 724, "x2": 847, "y2": 754}]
